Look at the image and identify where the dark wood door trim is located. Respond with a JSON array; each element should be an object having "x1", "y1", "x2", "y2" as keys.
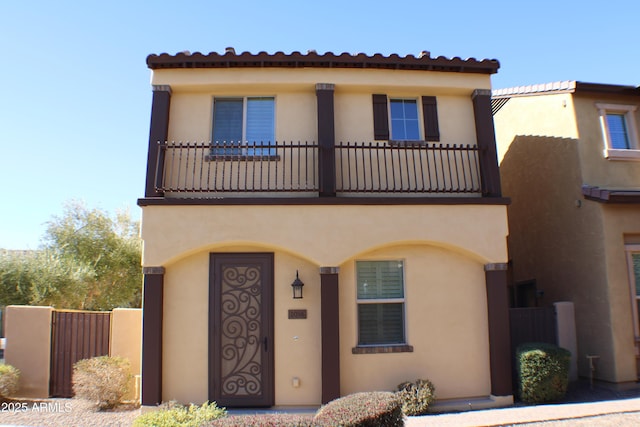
[{"x1": 209, "y1": 253, "x2": 274, "y2": 407}]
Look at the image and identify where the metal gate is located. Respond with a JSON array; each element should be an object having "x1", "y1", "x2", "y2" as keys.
[{"x1": 49, "y1": 310, "x2": 111, "y2": 397}]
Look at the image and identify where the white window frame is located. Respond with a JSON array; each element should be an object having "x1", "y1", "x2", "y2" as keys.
[
  {"x1": 389, "y1": 98, "x2": 422, "y2": 142},
  {"x1": 596, "y1": 103, "x2": 640, "y2": 161},
  {"x1": 626, "y1": 246, "x2": 640, "y2": 358},
  {"x1": 355, "y1": 259, "x2": 407, "y2": 347}
]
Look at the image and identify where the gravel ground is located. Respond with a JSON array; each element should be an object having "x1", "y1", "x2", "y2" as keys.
[
  {"x1": 0, "y1": 398, "x2": 140, "y2": 427},
  {"x1": 1, "y1": 380, "x2": 639, "y2": 427}
]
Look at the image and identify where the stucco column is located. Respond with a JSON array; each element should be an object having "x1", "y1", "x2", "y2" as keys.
[
  {"x1": 145, "y1": 85, "x2": 172, "y2": 197},
  {"x1": 141, "y1": 266, "x2": 164, "y2": 406},
  {"x1": 471, "y1": 89, "x2": 502, "y2": 197},
  {"x1": 320, "y1": 266, "x2": 340, "y2": 403},
  {"x1": 316, "y1": 83, "x2": 336, "y2": 197},
  {"x1": 485, "y1": 262, "x2": 512, "y2": 396}
]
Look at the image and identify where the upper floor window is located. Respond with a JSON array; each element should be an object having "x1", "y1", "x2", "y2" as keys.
[
  {"x1": 390, "y1": 99, "x2": 420, "y2": 140},
  {"x1": 596, "y1": 103, "x2": 640, "y2": 161},
  {"x1": 373, "y1": 94, "x2": 440, "y2": 142},
  {"x1": 356, "y1": 260, "x2": 406, "y2": 346},
  {"x1": 212, "y1": 97, "x2": 275, "y2": 155}
]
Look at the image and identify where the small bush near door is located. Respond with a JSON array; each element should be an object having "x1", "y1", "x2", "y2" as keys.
[
  {"x1": 396, "y1": 379, "x2": 436, "y2": 415},
  {"x1": 517, "y1": 342, "x2": 571, "y2": 404},
  {"x1": 313, "y1": 391, "x2": 403, "y2": 427},
  {"x1": 134, "y1": 401, "x2": 226, "y2": 427},
  {"x1": 0, "y1": 364, "x2": 20, "y2": 398},
  {"x1": 73, "y1": 356, "x2": 132, "y2": 410}
]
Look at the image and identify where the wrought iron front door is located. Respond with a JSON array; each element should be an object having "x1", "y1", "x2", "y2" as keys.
[{"x1": 209, "y1": 253, "x2": 274, "y2": 407}]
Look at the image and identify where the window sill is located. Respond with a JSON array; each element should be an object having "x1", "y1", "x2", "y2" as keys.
[
  {"x1": 604, "y1": 149, "x2": 640, "y2": 161},
  {"x1": 352, "y1": 344, "x2": 413, "y2": 354},
  {"x1": 205, "y1": 155, "x2": 281, "y2": 162}
]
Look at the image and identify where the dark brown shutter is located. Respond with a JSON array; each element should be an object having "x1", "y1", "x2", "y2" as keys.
[
  {"x1": 422, "y1": 96, "x2": 440, "y2": 141},
  {"x1": 372, "y1": 94, "x2": 389, "y2": 140}
]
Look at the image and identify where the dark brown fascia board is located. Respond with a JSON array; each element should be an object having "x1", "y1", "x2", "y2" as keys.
[
  {"x1": 146, "y1": 51, "x2": 500, "y2": 74},
  {"x1": 582, "y1": 185, "x2": 640, "y2": 203},
  {"x1": 574, "y1": 82, "x2": 640, "y2": 96},
  {"x1": 137, "y1": 196, "x2": 511, "y2": 206}
]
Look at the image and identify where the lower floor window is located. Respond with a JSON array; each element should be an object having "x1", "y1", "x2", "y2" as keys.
[{"x1": 356, "y1": 260, "x2": 406, "y2": 345}]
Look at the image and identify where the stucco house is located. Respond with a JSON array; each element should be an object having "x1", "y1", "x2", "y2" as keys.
[
  {"x1": 137, "y1": 48, "x2": 512, "y2": 409},
  {"x1": 492, "y1": 81, "x2": 640, "y2": 384}
]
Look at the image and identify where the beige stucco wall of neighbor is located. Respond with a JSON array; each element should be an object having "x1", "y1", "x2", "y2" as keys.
[
  {"x1": 339, "y1": 245, "x2": 491, "y2": 399},
  {"x1": 111, "y1": 308, "x2": 142, "y2": 401},
  {"x1": 496, "y1": 132, "x2": 622, "y2": 380},
  {"x1": 494, "y1": 91, "x2": 640, "y2": 382},
  {"x1": 573, "y1": 94, "x2": 640, "y2": 189},
  {"x1": 494, "y1": 93, "x2": 578, "y2": 163},
  {"x1": 4, "y1": 306, "x2": 54, "y2": 398},
  {"x1": 601, "y1": 205, "x2": 640, "y2": 382}
]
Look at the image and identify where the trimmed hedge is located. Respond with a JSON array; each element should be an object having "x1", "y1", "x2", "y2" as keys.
[
  {"x1": 72, "y1": 356, "x2": 131, "y2": 410},
  {"x1": 210, "y1": 413, "x2": 313, "y2": 427},
  {"x1": 314, "y1": 391, "x2": 403, "y2": 427},
  {"x1": 134, "y1": 401, "x2": 226, "y2": 427},
  {"x1": 396, "y1": 379, "x2": 435, "y2": 416},
  {"x1": 516, "y1": 342, "x2": 571, "y2": 404},
  {"x1": 0, "y1": 364, "x2": 20, "y2": 398}
]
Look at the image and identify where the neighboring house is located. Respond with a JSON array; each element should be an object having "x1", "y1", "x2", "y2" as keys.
[
  {"x1": 137, "y1": 48, "x2": 512, "y2": 409},
  {"x1": 492, "y1": 81, "x2": 640, "y2": 384}
]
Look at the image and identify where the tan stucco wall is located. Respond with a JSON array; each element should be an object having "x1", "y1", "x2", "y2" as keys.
[
  {"x1": 141, "y1": 205, "x2": 507, "y2": 268},
  {"x1": 151, "y1": 68, "x2": 491, "y2": 95},
  {"x1": 161, "y1": 246, "x2": 322, "y2": 405},
  {"x1": 340, "y1": 245, "x2": 491, "y2": 399},
  {"x1": 494, "y1": 93, "x2": 578, "y2": 163},
  {"x1": 4, "y1": 306, "x2": 53, "y2": 398},
  {"x1": 573, "y1": 94, "x2": 640, "y2": 189},
  {"x1": 110, "y1": 308, "x2": 142, "y2": 401},
  {"x1": 143, "y1": 203, "x2": 508, "y2": 405}
]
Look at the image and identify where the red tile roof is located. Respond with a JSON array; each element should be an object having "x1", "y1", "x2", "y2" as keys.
[{"x1": 147, "y1": 49, "x2": 500, "y2": 74}]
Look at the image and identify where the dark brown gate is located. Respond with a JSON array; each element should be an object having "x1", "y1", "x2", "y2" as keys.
[
  {"x1": 50, "y1": 310, "x2": 111, "y2": 397},
  {"x1": 209, "y1": 253, "x2": 274, "y2": 407}
]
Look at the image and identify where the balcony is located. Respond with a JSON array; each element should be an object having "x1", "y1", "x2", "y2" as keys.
[{"x1": 151, "y1": 141, "x2": 488, "y2": 201}]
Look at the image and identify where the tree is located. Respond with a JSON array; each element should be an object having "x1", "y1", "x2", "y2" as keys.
[{"x1": 0, "y1": 202, "x2": 142, "y2": 311}]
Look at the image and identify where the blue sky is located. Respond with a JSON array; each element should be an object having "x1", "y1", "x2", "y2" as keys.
[{"x1": 1, "y1": 0, "x2": 638, "y2": 249}]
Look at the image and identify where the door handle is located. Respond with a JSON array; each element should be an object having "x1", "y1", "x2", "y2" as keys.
[{"x1": 264, "y1": 337, "x2": 268, "y2": 352}]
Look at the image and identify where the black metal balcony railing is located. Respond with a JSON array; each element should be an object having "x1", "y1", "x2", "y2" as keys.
[
  {"x1": 154, "y1": 141, "x2": 482, "y2": 195},
  {"x1": 335, "y1": 142, "x2": 481, "y2": 193}
]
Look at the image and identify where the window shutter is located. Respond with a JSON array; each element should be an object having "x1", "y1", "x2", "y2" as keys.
[
  {"x1": 422, "y1": 96, "x2": 440, "y2": 141},
  {"x1": 212, "y1": 99, "x2": 243, "y2": 144},
  {"x1": 372, "y1": 94, "x2": 389, "y2": 140}
]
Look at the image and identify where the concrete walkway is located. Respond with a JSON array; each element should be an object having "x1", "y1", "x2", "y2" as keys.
[{"x1": 406, "y1": 397, "x2": 640, "y2": 426}]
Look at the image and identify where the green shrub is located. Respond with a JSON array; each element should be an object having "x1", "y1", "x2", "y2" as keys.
[
  {"x1": 0, "y1": 364, "x2": 20, "y2": 398},
  {"x1": 396, "y1": 379, "x2": 435, "y2": 416},
  {"x1": 314, "y1": 391, "x2": 403, "y2": 427},
  {"x1": 134, "y1": 401, "x2": 226, "y2": 427},
  {"x1": 517, "y1": 342, "x2": 571, "y2": 404},
  {"x1": 209, "y1": 413, "x2": 313, "y2": 427},
  {"x1": 72, "y1": 356, "x2": 132, "y2": 410}
]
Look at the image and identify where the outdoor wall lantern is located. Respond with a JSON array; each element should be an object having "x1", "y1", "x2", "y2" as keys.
[{"x1": 291, "y1": 270, "x2": 304, "y2": 299}]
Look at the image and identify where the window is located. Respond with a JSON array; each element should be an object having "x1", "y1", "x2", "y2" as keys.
[
  {"x1": 626, "y1": 246, "x2": 640, "y2": 356},
  {"x1": 596, "y1": 103, "x2": 640, "y2": 160},
  {"x1": 212, "y1": 97, "x2": 275, "y2": 155},
  {"x1": 390, "y1": 99, "x2": 420, "y2": 140},
  {"x1": 372, "y1": 94, "x2": 439, "y2": 142},
  {"x1": 356, "y1": 260, "x2": 405, "y2": 346}
]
